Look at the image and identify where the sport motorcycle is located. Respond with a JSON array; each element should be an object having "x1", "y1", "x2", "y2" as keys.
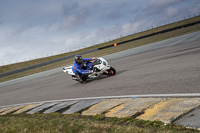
[{"x1": 63, "y1": 57, "x2": 116, "y2": 83}]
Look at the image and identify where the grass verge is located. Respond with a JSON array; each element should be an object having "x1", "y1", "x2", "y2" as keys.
[
  {"x1": 0, "y1": 113, "x2": 199, "y2": 133},
  {"x1": 0, "y1": 16, "x2": 200, "y2": 83}
]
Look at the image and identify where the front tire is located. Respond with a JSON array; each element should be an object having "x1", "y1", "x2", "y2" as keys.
[{"x1": 104, "y1": 67, "x2": 116, "y2": 76}]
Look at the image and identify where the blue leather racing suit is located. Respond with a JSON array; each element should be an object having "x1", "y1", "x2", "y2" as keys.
[{"x1": 72, "y1": 58, "x2": 94, "y2": 75}]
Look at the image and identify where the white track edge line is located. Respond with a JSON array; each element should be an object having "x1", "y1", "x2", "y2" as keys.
[{"x1": 1, "y1": 93, "x2": 200, "y2": 108}]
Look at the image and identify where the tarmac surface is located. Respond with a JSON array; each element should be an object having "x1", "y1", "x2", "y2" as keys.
[{"x1": 0, "y1": 31, "x2": 200, "y2": 107}]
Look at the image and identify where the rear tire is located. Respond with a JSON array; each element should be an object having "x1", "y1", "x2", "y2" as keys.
[
  {"x1": 80, "y1": 77, "x2": 87, "y2": 83},
  {"x1": 77, "y1": 74, "x2": 87, "y2": 83}
]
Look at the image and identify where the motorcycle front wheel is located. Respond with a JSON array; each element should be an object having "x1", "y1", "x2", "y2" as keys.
[{"x1": 104, "y1": 67, "x2": 116, "y2": 76}]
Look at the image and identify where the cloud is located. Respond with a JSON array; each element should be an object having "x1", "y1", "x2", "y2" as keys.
[
  {"x1": 122, "y1": 21, "x2": 146, "y2": 34},
  {"x1": 106, "y1": 9, "x2": 120, "y2": 20},
  {"x1": 59, "y1": 9, "x2": 90, "y2": 30},
  {"x1": 59, "y1": 2, "x2": 91, "y2": 30},
  {"x1": 95, "y1": 24, "x2": 122, "y2": 39},
  {"x1": 189, "y1": 1, "x2": 200, "y2": 14},
  {"x1": 0, "y1": 18, "x2": 3, "y2": 25},
  {"x1": 0, "y1": 0, "x2": 62, "y2": 25},
  {"x1": 149, "y1": 0, "x2": 181, "y2": 8},
  {"x1": 63, "y1": 20, "x2": 146, "y2": 51},
  {"x1": 166, "y1": 7, "x2": 178, "y2": 17},
  {"x1": 146, "y1": 0, "x2": 183, "y2": 15},
  {"x1": 62, "y1": 2, "x2": 79, "y2": 16}
]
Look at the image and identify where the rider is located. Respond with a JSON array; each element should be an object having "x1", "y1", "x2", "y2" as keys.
[{"x1": 72, "y1": 55, "x2": 95, "y2": 77}]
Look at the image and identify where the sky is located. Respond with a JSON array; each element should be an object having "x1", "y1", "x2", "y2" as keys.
[{"x1": 0, "y1": 0, "x2": 200, "y2": 66}]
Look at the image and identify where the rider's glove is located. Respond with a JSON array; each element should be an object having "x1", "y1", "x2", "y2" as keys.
[
  {"x1": 89, "y1": 70, "x2": 93, "y2": 74},
  {"x1": 93, "y1": 57, "x2": 97, "y2": 61}
]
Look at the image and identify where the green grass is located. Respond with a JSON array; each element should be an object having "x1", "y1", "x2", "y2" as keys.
[
  {"x1": 0, "y1": 16, "x2": 200, "y2": 83},
  {"x1": 0, "y1": 113, "x2": 199, "y2": 133}
]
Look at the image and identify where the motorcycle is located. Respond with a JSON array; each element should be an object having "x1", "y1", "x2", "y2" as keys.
[{"x1": 63, "y1": 57, "x2": 116, "y2": 83}]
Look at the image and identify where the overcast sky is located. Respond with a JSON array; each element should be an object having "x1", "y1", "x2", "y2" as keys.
[{"x1": 0, "y1": 0, "x2": 199, "y2": 66}]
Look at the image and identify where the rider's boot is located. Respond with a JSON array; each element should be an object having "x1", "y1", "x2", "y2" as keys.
[{"x1": 72, "y1": 75, "x2": 78, "y2": 80}]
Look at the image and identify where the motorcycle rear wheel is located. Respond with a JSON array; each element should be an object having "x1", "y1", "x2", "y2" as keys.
[
  {"x1": 80, "y1": 77, "x2": 87, "y2": 83},
  {"x1": 76, "y1": 74, "x2": 87, "y2": 83}
]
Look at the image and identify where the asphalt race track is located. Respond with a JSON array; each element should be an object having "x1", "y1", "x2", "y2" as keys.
[{"x1": 0, "y1": 31, "x2": 200, "y2": 107}]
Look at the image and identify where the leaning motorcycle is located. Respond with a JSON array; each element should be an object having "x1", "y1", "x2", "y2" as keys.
[{"x1": 63, "y1": 57, "x2": 116, "y2": 83}]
